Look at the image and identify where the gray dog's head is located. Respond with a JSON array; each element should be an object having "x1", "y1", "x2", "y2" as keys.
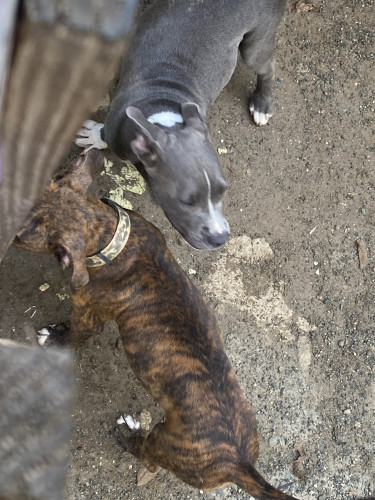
[{"x1": 126, "y1": 103, "x2": 229, "y2": 250}]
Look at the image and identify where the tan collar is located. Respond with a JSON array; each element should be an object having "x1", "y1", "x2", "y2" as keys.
[{"x1": 85, "y1": 198, "x2": 131, "y2": 268}]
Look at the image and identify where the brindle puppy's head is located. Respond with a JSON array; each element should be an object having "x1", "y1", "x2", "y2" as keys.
[{"x1": 14, "y1": 150, "x2": 104, "y2": 289}]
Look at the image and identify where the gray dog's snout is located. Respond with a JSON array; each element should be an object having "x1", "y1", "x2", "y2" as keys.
[{"x1": 206, "y1": 229, "x2": 229, "y2": 248}]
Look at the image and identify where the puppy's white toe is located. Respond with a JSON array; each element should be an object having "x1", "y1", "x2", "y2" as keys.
[
  {"x1": 251, "y1": 109, "x2": 272, "y2": 126},
  {"x1": 37, "y1": 327, "x2": 52, "y2": 347},
  {"x1": 74, "y1": 121, "x2": 107, "y2": 151},
  {"x1": 120, "y1": 415, "x2": 141, "y2": 430}
]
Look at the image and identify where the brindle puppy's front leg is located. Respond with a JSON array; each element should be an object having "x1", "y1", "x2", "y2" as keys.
[{"x1": 37, "y1": 290, "x2": 104, "y2": 347}]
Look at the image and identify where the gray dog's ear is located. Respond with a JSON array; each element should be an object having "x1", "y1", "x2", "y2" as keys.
[
  {"x1": 54, "y1": 232, "x2": 89, "y2": 290},
  {"x1": 126, "y1": 106, "x2": 168, "y2": 166},
  {"x1": 181, "y1": 102, "x2": 206, "y2": 133}
]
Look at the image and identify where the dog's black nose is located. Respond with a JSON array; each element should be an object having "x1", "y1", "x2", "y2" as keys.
[{"x1": 207, "y1": 230, "x2": 229, "y2": 248}]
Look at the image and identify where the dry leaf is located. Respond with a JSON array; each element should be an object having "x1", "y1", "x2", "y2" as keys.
[
  {"x1": 137, "y1": 465, "x2": 161, "y2": 486},
  {"x1": 356, "y1": 238, "x2": 368, "y2": 270},
  {"x1": 295, "y1": 0, "x2": 320, "y2": 12}
]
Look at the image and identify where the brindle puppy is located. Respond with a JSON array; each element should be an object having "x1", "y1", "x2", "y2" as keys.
[{"x1": 14, "y1": 149, "x2": 298, "y2": 499}]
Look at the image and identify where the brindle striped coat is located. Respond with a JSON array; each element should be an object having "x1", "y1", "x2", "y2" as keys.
[{"x1": 14, "y1": 149, "x2": 298, "y2": 500}]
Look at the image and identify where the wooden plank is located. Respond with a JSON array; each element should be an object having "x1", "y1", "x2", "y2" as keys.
[
  {"x1": 0, "y1": 1, "x2": 136, "y2": 261},
  {"x1": 0, "y1": 0, "x2": 18, "y2": 119}
]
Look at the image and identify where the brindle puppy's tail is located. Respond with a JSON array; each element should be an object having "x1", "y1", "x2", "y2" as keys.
[{"x1": 233, "y1": 464, "x2": 299, "y2": 500}]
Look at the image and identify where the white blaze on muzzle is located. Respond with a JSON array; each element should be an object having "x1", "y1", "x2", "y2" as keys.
[{"x1": 203, "y1": 170, "x2": 227, "y2": 235}]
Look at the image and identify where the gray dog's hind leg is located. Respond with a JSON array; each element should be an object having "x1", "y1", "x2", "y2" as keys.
[{"x1": 239, "y1": 31, "x2": 277, "y2": 126}]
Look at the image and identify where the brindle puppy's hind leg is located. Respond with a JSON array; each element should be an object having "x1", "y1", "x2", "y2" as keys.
[{"x1": 114, "y1": 426, "x2": 161, "y2": 485}]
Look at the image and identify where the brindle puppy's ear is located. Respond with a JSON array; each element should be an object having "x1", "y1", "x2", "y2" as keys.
[
  {"x1": 53, "y1": 231, "x2": 89, "y2": 289},
  {"x1": 63, "y1": 149, "x2": 104, "y2": 194}
]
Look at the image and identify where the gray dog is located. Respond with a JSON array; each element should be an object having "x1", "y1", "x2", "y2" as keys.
[{"x1": 76, "y1": 0, "x2": 286, "y2": 250}]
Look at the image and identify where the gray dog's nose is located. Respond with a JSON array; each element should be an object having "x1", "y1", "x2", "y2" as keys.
[{"x1": 207, "y1": 229, "x2": 229, "y2": 248}]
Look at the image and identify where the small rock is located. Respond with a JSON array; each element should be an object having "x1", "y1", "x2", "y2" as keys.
[
  {"x1": 115, "y1": 338, "x2": 123, "y2": 350},
  {"x1": 269, "y1": 437, "x2": 277, "y2": 447}
]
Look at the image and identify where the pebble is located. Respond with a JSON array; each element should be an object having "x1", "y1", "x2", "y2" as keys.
[{"x1": 269, "y1": 436, "x2": 278, "y2": 447}]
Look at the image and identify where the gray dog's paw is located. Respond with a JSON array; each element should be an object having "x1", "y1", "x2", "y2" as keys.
[
  {"x1": 249, "y1": 95, "x2": 273, "y2": 126},
  {"x1": 250, "y1": 104, "x2": 272, "y2": 126},
  {"x1": 75, "y1": 120, "x2": 107, "y2": 152}
]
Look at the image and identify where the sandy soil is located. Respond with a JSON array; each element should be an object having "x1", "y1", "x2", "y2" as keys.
[{"x1": 0, "y1": 0, "x2": 374, "y2": 499}]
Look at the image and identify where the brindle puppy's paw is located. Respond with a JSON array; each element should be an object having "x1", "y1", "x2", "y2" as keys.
[
  {"x1": 117, "y1": 414, "x2": 141, "y2": 430},
  {"x1": 115, "y1": 414, "x2": 141, "y2": 450},
  {"x1": 37, "y1": 324, "x2": 69, "y2": 347}
]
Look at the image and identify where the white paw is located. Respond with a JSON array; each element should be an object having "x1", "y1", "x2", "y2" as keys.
[
  {"x1": 249, "y1": 104, "x2": 272, "y2": 126},
  {"x1": 116, "y1": 414, "x2": 141, "y2": 430},
  {"x1": 75, "y1": 120, "x2": 107, "y2": 152},
  {"x1": 37, "y1": 326, "x2": 53, "y2": 347}
]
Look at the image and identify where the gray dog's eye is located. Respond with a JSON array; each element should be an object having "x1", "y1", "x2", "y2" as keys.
[{"x1": 179, "y1": 196, "x2": 197, "y2": 207}]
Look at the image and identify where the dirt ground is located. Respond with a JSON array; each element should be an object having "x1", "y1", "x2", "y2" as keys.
[{"x1": 0, "y1": 0, "x2": 374, "y2": 499}]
